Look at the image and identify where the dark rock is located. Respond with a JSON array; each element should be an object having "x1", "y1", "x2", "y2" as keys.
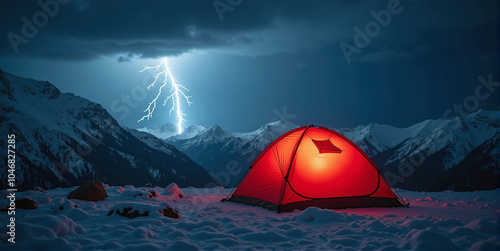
[
  {"x1": 107, "y1": 204, "x2": 179, "y2": 219},
  {"x1": 147, "y1": 190, "x2": 157, "y2": 198},
  {"x1": 144, "y1": 183, "x2": 153, "y2": 187},
  {"x1": 108, "y1": 207, "x2": 149, "y2": 218},
  {"x1": 16, "y1": 198, "x2": 38, "y2": 209},
  {"x1": 161, "y1": 207, "x2": 180, "y2": 219},
  {"x1": 67, "y1": 180, "x2": 108, "y2": 201}
]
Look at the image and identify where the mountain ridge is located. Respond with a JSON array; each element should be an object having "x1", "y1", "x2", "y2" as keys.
[
  {"x1": 0, "y1": 69, "x2": 215, "y2": 190},
  {"x1": 139, "y1": 110, "x2": 499, "y2": 190}
]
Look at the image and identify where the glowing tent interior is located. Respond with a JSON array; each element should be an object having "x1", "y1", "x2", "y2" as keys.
[{"x1": 223, "y1": 125, "x2": 408, "y2": 212}]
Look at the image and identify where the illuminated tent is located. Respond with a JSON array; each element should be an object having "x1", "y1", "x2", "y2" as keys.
[{"x1": 223, "y1": 126, "x2": 407, "y2": 212}]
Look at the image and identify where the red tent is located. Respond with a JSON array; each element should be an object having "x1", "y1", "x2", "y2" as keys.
[{"x1": 223, "y1": 125, "x2": 407, "y2": 212}]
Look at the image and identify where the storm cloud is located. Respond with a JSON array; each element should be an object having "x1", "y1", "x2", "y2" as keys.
[
  {"x1": 0, "y1": 0, "x2": 497, "y2": 131},
  {"x1": 1, "y1": 0, "x2": 496, "y2": 62}
]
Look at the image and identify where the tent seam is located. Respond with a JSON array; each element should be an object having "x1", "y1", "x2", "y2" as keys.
[{"x1": 277, "y1": 125, "x2": 311, "y2": 212}]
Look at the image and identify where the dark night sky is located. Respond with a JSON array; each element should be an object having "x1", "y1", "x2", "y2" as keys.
[{"x1": 0, "y1": 0, "x2": 498, "y2": 132}]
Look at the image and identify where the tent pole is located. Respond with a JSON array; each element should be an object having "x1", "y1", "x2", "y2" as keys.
[
  {"x1": 379, "y1": 171, "x2": 409, "y2": 207},
  {"x1": 221, "y1": 166, "x2": 251, "y2": 202},
  {"x1": 277, "y1": 125, "x2": 311, "y2": 212}
]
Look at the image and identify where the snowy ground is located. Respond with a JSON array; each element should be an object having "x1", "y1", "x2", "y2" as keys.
[{"x1": 1, "y1": 184, "x2": 499, "y2": 250}]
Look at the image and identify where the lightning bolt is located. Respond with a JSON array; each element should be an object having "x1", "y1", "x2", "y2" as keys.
[{"x1": 138, "y1": 58, "x2": 192, "y2": 134}]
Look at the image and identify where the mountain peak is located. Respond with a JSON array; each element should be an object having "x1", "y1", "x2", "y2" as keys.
[
  {"x1": 167, "y1": 124, "x2": 208, "y2": 141},
  {"x1": 252, "y1": 120, "x2": 299, "y2": 136},
  {"x1": 265, "y1": 120, "x2": 297, "y2": 128},
  {"x1": 160, "y1": 123, "x2": 177, "y2": 133},
  {"x1": 137, "y1": 123, "x2": 178, "y2": 140},
  {"x1": 467, "y1": 108, "x2": 500, "y2": 121},
  {"x1": 185, "y1": 124, "x2": 207, "y2": 132},
  {"x1": 206, "y1": 124, "x2": 227, "y2": 137}
]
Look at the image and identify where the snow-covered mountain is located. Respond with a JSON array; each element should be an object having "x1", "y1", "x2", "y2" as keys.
[
  {"x1": 137, "y1": 123, "x2": 179, "y2": 140},
  {"x1": 150, "y1": 121, "x2": 298, "y2": 187},
  {"x1": 149, "y1": 112, "x2": 499, "y2": 191},
  {"x1": 338, "y1": 110, "x2": 499, "y2": 191},
  {"x1": 139, "y1": 123, "x2": 209, "y2": 142},
  {"x1": 0, "y1": 69, "x2": 215, "y2": 190},
  {"x1": 337, "y1": 111, "x2": 498, "y2": 169}
]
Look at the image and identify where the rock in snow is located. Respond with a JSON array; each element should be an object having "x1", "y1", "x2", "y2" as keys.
[
  {"x1": 164, "y1": 183, "x2": 184, "y2": 198},
  {"x1": 67, "y1": 180, "x2": 108, "y2": 201},
  {"x1": 15, "y1": 198, "x2": 38, "y2": 210},
  {"x1": 108, "y1": 206, "x2": 150, "y2": 218},
  {"x1": 161, "y1": 207, "x2": 180, "y2": 219},
  {"x1": 107, "y1": 202, "x2": 180, "y2": 219}
]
